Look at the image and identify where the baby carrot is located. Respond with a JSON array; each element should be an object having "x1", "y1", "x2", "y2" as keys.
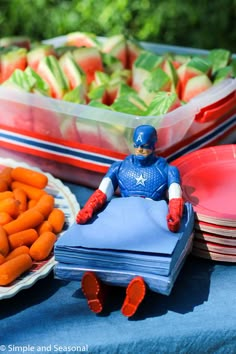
[
  {"x1": 0, "y1": 180, "x2": 8, "y2": 192},
  {"x1": 11, "y1": 181, "x2": 46, "y2": 200},
  {"x1": 0, "y1": 212, "x2": 13, "y2": 226},
  {"x1": 0, "y1": 226, "x2": 9, "y2": 257},
  {"x1": 0, "y1": 197, "x2": 20, "y2": 218},
  {"x1": 37, "y1": 220, "x2": 53, "y2": 235},
  {"x1": 0, "y1": 167, "x2": 13, "y2": 186},
  {"x1": 3, "y1": 209, "x2": 44, "y2": 235},
  {"x1": 28, "y1": 199, "x2": 37, "y2": 209},
  {"x1": 8, "y1": 229, "x2": 38, "y2": 249},
  {"x1": 0, "y1": 191, "x2": 14, "y2": 200},
  {"x1": 30, "y1": 231, "x2": 57, "y2": 261},
  {"x1": 48, "y1": 208, "x2": 65, "y2": 233},
  {"x1": 5, "y1": 245, "x2": 30, "y2": 261},
  {"x1": 11, "y1": 166, "x2": 48, "y2": 189},
  {"x1": 13, "y1": 188, "x2": 28, "y2": 213},
  {"x1": 0, "y1": 254, "x2": 5, "y2": 265},
  {"x1": 0, "y1": 253, "x2": 33, "y2": 286},
  {"x1": 34, "y1": 194, "x2": 54, "y2": 218}
]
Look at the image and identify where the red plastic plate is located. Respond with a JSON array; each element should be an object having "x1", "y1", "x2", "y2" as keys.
[{"x1": 173, "y1": 145, "x2": 236, "y2": 226}]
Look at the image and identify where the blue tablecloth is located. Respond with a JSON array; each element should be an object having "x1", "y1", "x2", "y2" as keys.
[{"x1": 1, "y1": 182, "x2": 236, "y2": 354}]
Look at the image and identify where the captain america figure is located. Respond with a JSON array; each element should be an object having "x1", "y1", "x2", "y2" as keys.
[{"x1": 76, "y1": 124, "x2": 184, "y2": 317}]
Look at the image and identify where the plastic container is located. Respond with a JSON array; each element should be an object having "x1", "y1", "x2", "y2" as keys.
[{"x1": 0, "y1": 37, "x2": 235, "y2": 188}]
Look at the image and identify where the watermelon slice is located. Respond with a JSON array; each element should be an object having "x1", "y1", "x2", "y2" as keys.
[
  {"x1": 111, "y1": 68, "x2": 132, "y2": 86},
  {"x1": 126, "y1": 37, "x2": 143, "y2": 69},
  {"x1": 162, "y1": 58, "x2": 179, "y2": 91},
  {"x1": 106, "y1": 70, "x2": 132, "y2": 105},
  {"x1": 65, "y1": 31, "x2": 100, "y2": 48},
  {"x1": 27, "y1": 44, "x2": 57, "y2": 71},
  {"x1": 145, "y1": 91, "x2": 182, "y2": 116},
  {"x1": 230, "y1": 58, "x2": 236, "y2": 78},
  {"x1": 72, "y1": 47, "x2": 104, "y2": 85},
  {"x1": 116, "y1": 82, "x2": 137, "y2": 98},
  {"x1": 55, "y1": 46, "x2": 78, "y2": 58},
  {"x1": 4, "y1": 67, "x2": 50, "y2": 96},
  {"x1": 213, "y1": 66, "x2": 234, "y2": 84},
  {"x1": 176, "y1": 56, "x2": 211, "y2": 99},
  {"x1": 170, "y1": 54, "x2": 191, "y2": 69},
  {"x1": 112, "y1": 92, "x2": 147, "y2": 115},
  {"x1": 101, "y1": 53, "x2": 124, "y2": 75},
  {"x1": 92, "y1": 71, "x2": 110, "y2": 87},
  {"x1": 0, "y1": 36, "x2": 30, "y2": 50},
  {"x1": 36, "y1": 55, "x2": 70, "y2": 99},
  {"x1": 75, "y1": 119, "x2": 101, "y2": 146},
  {"x1": 98, "y1": 123, "x2": 130, "y2": 154},
  {"x1": 132, "y1": 51, "x2": 163, "y2": 92},
  {"x1": 59, "y1": 52, "x2": 87, "y2": 92},
  {"x1": 106, "y1": 77, "x2": 121, "y2": 105},
  {"x1": 60, "y1": 116, "x2": 81, "y2": 141},
  {"x1": 87, "y1": 84, "x2": 108, "y2": 104},
  {"x1": 88, "y1": 71, "x2": 110, "y2": 104},
  {"x1": 0, "y1": 47, "x2": 27, "y2": 83},
  {"x1": 24, "y1": 67, "x2": 50, "y2": 95},
  {"x1": 0, "y1": 98, "x2": 32, "y2": 131},
  {"x1": 139, "y1": 68, "x2": 172, "y2": 105},
  {"x1": 102, "y1": 34, "x2": 127, "y2": 68},
  {"x1": 2, "y1": 68, "x2": 33, "y2": 92},
  {"x1": 88, "y1": 100, "x2": 112, "y2": 110},
  {"x1": 0, "y1": 76, "x2": 32, "y2": 131},
  {"x1": 63, "y1": 85, "x2": 87, "y2": 104},
  {"x1": 32, "y1": 107, "x2": 64, "y2": 139},
  {"x1": 181, "y1": 74, "x2": 212, "y2": 102},
  {"x1": 74, "y1": 106, "x2": 130, "y2": 153},
  {"x1": 207, "y1": 49, "x2": 231, "y2": 76},
  {"x1": 3, "y1": 67, "x2": 50, "y2": 97}
]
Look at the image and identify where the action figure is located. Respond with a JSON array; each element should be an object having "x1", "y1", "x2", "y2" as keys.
[{"x1": 76, "y1": 124, "x2": 184, "y2": 317}]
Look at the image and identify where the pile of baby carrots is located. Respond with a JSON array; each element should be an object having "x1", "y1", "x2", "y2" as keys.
[{"x1": 0, "y1": 165, "x2": 65, "y2": 286}]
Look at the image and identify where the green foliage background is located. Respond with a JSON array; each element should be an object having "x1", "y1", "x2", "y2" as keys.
[{"x1": 0, "y1": 0, "x2": 235, "y2": 52}]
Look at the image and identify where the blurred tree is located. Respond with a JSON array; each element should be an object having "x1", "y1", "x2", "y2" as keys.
[{"x1": 0, "y1": 0, "x2": 235, "y2": 52}]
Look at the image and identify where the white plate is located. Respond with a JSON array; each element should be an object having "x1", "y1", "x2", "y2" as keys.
[
  {"x1": 192, "y1": 247, "x2": 236, "y2": 263},
  {"x1": 195, "y1": 220, "x2": 236, "y2": 238},
  {"x1": 194, "y1": 231, "x2": 236, "y2": 247},
  {"x1": 193, "y1": 238, "x2": 236, "y2": 255},
  {"x1": 0, "y1": 158, "x2": 79, "y2": 299}
]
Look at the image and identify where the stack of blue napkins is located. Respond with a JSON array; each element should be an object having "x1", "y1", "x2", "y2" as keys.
[{"x1": 54, "y1": 197, "x2": 194, "y2": 295}]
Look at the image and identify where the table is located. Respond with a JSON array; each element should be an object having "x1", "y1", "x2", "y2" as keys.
[{"x1": 1, "y1": 183, "x2": 236, "y2": 354}]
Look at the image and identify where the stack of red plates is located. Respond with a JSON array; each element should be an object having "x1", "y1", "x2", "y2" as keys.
[{"x1": 173, "y1": 145, "x2": 236, "y2": 262}]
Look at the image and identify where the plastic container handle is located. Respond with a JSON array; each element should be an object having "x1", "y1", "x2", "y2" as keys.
[{"x1": 195, "y1": 91, "x2": 236, "y2": 123}]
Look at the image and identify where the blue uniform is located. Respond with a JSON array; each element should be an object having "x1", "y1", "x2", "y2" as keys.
[{"x1": 105, "y1": 154, "x2": 180, "y2": 200}]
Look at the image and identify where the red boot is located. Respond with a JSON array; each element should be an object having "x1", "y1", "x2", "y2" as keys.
[
  {"x1": 121, "y1": 276, "x2": 146, "y2": 317},
  {"x1": 81, "y1": 272, "x2": 106, "y2": 314}
]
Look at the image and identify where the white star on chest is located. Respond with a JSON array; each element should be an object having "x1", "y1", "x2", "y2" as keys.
[{"x1": 135, "y1": 174, "x2": 147, "y2": 186}]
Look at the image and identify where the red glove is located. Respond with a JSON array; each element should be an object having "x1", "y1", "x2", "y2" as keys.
[
  {"x1": 167, "y1": 198, "x2": 184, "y2": 232},
  {"x1": 76, "y1": 189, "x2": 107, "y2": 224}
]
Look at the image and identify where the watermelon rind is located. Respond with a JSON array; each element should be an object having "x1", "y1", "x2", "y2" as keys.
[
  {"x1": 207, "y1": 48, "x2": 231, "y2": 75},
  {"x1": 25, "y1": 67, "x2": 50, "y2": 95},
  {"x1": 65, "y1": 31, "x2": 100, "y2": 48},
  {"x1": 59, "y1": 52, "x2": 87, "y2": 90},
  {"x1": 145, "y1": 91, "x2": 182, "y2": 116},
  {"x1": 37, "y1": 55, "x2": 70, "y2": 98},
  {"x1": 2, "y1": 68, "x2": 32, "y2": 92},
  {"x1": 63, "y1": 84, "x2": 86, "y2": 103}
]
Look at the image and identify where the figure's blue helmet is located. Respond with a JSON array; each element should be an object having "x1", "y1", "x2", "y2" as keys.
[{"x1": 133, "y1": 125, "x2": 157, "y2": 150}]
